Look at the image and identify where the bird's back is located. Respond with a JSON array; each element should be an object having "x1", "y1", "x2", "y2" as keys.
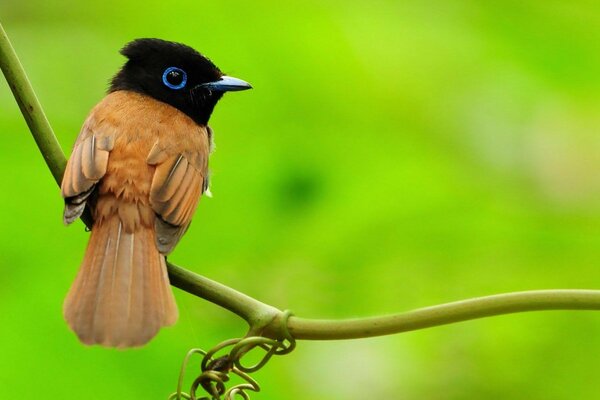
[{"x1": 62, "y1": 90, "x2": 210, "y2": 347}]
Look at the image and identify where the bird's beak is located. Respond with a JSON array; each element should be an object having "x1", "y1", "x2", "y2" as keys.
[{"x1": 198, "y1": 75, "x2": 252, "y2": 92}]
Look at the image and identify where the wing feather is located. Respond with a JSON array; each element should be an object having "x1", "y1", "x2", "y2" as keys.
[
  {"x1": 61, "y1": 118, "x2": 114, "y2": 225},
  {"x1": 148, "y1": 143, "x2": 208, "y2": 254},
  {"x1": 150, "y1": 155, "x2": 189, "y2": 203}
]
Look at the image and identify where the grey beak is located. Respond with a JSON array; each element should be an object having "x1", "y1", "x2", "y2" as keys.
[{"x1": 199, "y1": 75, "x2": 252, "y2": 92}]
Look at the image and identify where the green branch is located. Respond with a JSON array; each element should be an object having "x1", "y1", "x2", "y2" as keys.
[
  {"x1": 167, "y1": 262, "x2": 281, "y2": 329},
  {"x1": 2, "y1": 20, "x2": 599, "y2": 342},
  {"x1": 0, "y1": 22, "x2": 65, "y2": 186},
  {"x1": 287, "y1": 290, "x2": 600, "y2": 339}
]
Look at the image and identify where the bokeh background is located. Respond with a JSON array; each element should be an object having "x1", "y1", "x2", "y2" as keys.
[{"x1": 1, "y1": 1, "x2": 600, "y2": 398}]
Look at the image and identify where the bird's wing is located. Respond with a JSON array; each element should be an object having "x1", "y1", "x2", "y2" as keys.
[
  {"x1": 147, "y1": 128, "x2": 209, "y2": 254},
  {"x1": 61, "y1": 116, "x2": 115, "y2": 225}
]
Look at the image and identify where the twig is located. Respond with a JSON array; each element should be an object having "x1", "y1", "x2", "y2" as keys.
[
  {"x1": 0, "y1": 22, "x2": 65, "y2": 185},
  {"x1": 2, "y1": 20, "x2": 599, "y2": 341},
  {"x1": 167, "y1": 262, "x2": 281, "y2": 328},
  {"x1": 286, "y1": 289, "x2": 600, "y2": 339}
]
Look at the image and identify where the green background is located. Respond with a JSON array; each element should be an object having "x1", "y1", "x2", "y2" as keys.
[{"x1": 1, "y1": 1, "x2": 599, "y2": 398}]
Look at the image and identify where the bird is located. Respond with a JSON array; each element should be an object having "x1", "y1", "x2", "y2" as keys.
[{"x1": 60, "y1": 38, "x2": 251, "y2": 348}]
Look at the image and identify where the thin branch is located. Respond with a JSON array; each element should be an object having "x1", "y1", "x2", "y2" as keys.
[
  {"x1": 2, "y1": 20, "x2": 599, "y2": 342},
  {"x1": 0, "y1": 22, "x2": 66, "y2": 185},
  {"x1": 167, "y1": 262, "x2": 280, "y2": 325},
  {"x1": 168, "y1": 265, "x2": 600, "y2": 340},
  {"x1": 286, "y1": 290, "x2": 600, "y2": 339}
]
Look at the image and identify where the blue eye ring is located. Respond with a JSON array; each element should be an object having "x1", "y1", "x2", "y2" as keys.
[{"x1": 162, "y1": 67, "x2": 187, "y2": 90}]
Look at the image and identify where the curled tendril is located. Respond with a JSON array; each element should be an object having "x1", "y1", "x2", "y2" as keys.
[{"x1": 169, "y1": 310, "x2": 295, "y2": 400}]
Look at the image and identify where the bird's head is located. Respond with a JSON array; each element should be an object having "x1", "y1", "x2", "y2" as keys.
[{"x1": 109, "y1": 38, "x2": 251, "y2": 125}]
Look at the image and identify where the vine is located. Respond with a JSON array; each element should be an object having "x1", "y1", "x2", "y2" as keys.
[{"x1": 169, "y1": 311, "x2": 295, "y2": 400}]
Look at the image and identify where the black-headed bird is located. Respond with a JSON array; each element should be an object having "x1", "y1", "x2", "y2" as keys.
[{"x1": 61, "y1": 38, "x2": 251, "y2": 347}]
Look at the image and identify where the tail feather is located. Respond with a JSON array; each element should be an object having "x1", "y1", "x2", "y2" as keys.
[{"x1": 64, "y1": 215, "x2": 178, "y2": 348}]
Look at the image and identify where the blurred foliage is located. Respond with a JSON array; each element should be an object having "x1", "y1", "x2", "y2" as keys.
[{"x1": 1, "y1": 1, "x2": 599, "y2": 399}]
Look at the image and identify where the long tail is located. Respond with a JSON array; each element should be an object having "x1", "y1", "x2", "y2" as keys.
[{"x1": 63, "y1": 215, "x2": 178, "y2": 348}]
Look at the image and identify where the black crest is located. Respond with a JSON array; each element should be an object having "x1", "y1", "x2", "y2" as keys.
[{"x1": 110, "y1": 38, "x2": 225, "y2": 125}]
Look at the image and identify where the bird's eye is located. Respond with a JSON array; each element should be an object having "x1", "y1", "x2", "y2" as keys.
[{"x1": 162, "y1": 67, "x2": 187, "y2": 90}]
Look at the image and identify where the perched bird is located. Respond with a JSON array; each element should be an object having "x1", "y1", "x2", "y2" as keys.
[{"x1": 60, "y1": 38, "x2": 251, "y2": 348}]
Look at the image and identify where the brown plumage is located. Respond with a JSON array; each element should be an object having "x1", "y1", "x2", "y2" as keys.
[
  {"x1": 61, "y1": 38, "x2": 251, "y2": 348},
  {"x1": 62, "y1": 91, "x2": 209, "y2": 347}
]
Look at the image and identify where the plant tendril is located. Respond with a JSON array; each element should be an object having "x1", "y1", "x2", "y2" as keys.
[{"x1": 168, "y1": 311, "x2": 295, "y2": 400}]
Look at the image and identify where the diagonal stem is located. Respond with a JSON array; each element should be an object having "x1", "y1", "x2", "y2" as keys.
[{"x1": 0, "y1": 21, "x2": 66, "y2": 185}]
